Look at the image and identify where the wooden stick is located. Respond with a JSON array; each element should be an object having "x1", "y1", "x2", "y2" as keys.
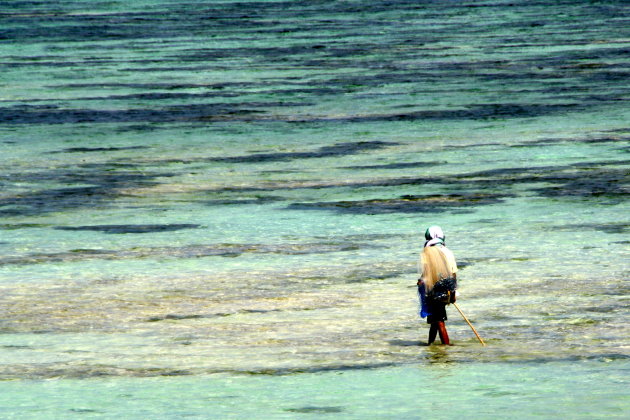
[{"x1": 453, "y1": 303, "x2": 486, "y2": 346}]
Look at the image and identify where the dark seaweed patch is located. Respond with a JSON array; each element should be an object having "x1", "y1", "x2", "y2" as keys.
[
  {"x1": 80, "y1": 91, "x2": 240, "y2": 101},
  {"x1": 49, "y1": 82, "x2": 343, "y2": 106},
  {"x1": 241, "y1": 309, "x2": 284, "y2": 314},
  {"x1": 572, "y1": 160, "x2": 630, "y2": 168},
  {"x1": 3, "y1": 1, "x2": 628, "y2": 128},
  {"x1": 286, "y1": 103, "x2": 581, "y2": 123},
  {"x1": 581, "y1": 136, "x2": 630, "y2": 144},
  {"x1": 443, "y1": 143, "x2": 504, "y2": 150},
  {"x1": 284, "y1": 407, "x2": 344, "y2": 414},
  {"x1": 322, "y1": 233, "x2": 402, "y2": 241},
  {"x1": 299, "y1": 268, "x2": 409, "y2": 287},
  {"x1": 55, "y1": 82, "x2": 241, "y2": 90},
  {"x1": 0, "y1": 102, "x2": 586, "y2": 126},
  {"x1": 73, "y1": 162, "x2": 141, "y2": 170},
  {"x1": 204, "y1": 160, "x2": 628, "y2": 210},
  {"x1": 288, "y1": 193, "x2": 512, "y2": 215},
  {"x1": 132, "y1": 141, "x2": 398, "y2": 166},
  {"x1": 146, "y1": 308, "x2": 290, "y2": 323},
  {"x1": 451, "y1": 161, "x2": 629, "y2": 188},
  {"x1": 0, "y1": 362, "x2": 398, "y2": 380},
  {"x1": 69, "y1": 249, "x2": 114, "y2": 255},
  {"x1": 147, "y1": 314, "x2": 210, "y2": 322},
  {"x1": 0, "y1": 166, "x2": 173, "y2": 216},
  {"x1": 0, "y1": 223, "x2": 49, "y2": 230},
  {"x1": 0, "y1": 186, "x2": 118, "y2": 217},
  {"x1": 510, "y1": 135, "x2": 630, "y2": 147},
  {"x1": 55, "y1": 224, "x2": 200, "y2": 234},
  {"x1": 242, "y1": 362, "x2": 398, "y2": 376},
  {"x1": 603, "y1": 128, "x2": 630, "y2": 134},
  {"x1": 0, "y1": 242, "x2": 374, "y2": 267},
  {"x1": 533, "y1": 168, "x2": 628, "y2": 201},
  {"x1": 204, "y1": 195, "x2": 284, "y2": 205},
  {"x1": 207, "y1": 141, "x2": 397, "y2": 164},
  {"x1": 69, "y1": 409, "x2": 102, "y2": 414},
  {"x1": 342, "y1": 161, "x2": 446, "y2": 170},
  {"x1": 0, "y1": 102, "x2": 304, "y2": 125},
  {"x1": 205, "y1": 175, "x2": 440, "y2": 194},
  {"x1": 52, "y1": 146, "x2": 149, "y2": 153},
  {"x1": 453, "y1": 165, "x2": 565, "y2": 179},
  {"x1": 454, "y1": 260, "x2": 473, "y2": 270},
  {"x1": 557, "y1": 223, "x2": 629, "y2": 234},
  {"x1": 450, "y1": 164, "x2": 628, "y2": 203}
]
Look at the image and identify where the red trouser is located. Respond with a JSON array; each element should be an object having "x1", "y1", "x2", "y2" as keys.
[{"x1": 428, "y1": 321, "x2": 450, "y2": 345}]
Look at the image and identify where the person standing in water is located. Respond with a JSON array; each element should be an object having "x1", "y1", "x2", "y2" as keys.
[{"x1": 417, "y1": 226, "x2": 458, "y2": 345}]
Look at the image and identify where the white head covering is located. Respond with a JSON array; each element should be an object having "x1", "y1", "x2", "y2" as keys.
[{"x1": 424, "y1": 225, "x2": 445, "y2": 248}]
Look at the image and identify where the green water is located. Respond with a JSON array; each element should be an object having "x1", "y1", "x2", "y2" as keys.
[
  {"x1": 1, "y1": 361, "x2": 628, "y2": 419},
  {"x1": 1, "y1": 0, "x2": 629, "y2": 418}
]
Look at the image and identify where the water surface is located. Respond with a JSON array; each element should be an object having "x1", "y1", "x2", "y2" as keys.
[{"x1": 0, "y1": 0, "x2": 628, "y2": 417}]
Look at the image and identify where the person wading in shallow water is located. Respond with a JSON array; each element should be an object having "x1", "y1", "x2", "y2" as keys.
[{"x1": 417, "y1": 226, "x2": 458, "y2": 345}]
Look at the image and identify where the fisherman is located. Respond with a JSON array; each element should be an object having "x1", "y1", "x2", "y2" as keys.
[{"x1": 417, "y1": 226, "x2": 458, "y2": 345}]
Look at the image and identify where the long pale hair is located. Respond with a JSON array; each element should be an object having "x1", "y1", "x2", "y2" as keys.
[{"x1": 421, "y1": 245, "x2": 452, "y2": 292}]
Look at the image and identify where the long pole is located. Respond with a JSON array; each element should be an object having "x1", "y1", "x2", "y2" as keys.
[{"x1": 453, "y1": 303, "x2": 486, "y2": 346}]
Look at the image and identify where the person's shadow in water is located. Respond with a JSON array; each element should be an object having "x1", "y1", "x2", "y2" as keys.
[
  {"x1": 388, "y1": 339, "x2": 454, "y2": 364},
  {"x1": 388, "y1": 339, "x2": 424, "y2": 347}
]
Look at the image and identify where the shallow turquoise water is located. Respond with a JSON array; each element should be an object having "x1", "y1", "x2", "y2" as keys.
[
  {"x1": 1, "y1": 0, "x2": 629, "y2": 418},
  {"x1": 1, "y1": 361, "x2": 628, "y2": 419}
]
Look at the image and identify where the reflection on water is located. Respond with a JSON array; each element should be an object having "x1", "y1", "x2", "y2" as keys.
[{"x1": 423, "y1": 345, "x2": 455, "y2": 365}]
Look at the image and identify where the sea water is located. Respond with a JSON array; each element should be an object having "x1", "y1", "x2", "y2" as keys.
[{"x1": 0, "y1": 0, "x2": 628, "y2": 418}]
